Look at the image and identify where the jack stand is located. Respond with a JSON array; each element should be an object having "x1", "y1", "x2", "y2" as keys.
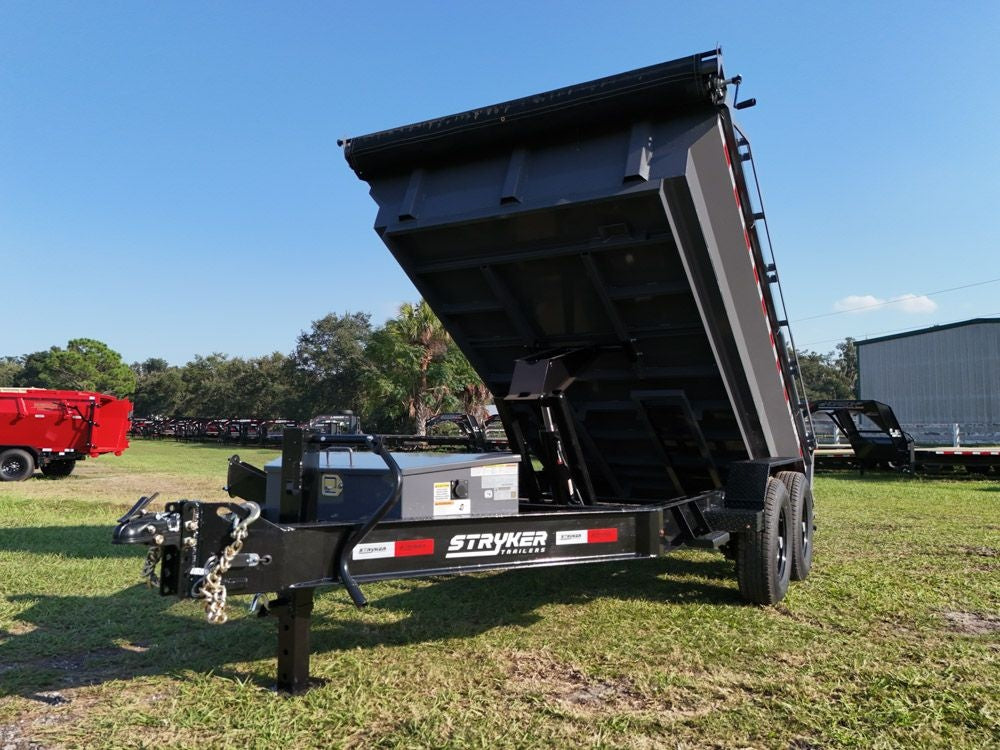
[{"x1": 272, "y1": 588, "x2": 315, "y2": 694}]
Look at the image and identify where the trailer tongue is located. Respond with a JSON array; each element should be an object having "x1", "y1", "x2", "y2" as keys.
[{"x1": 114, "y1": 49, "x2": 815, "y2": 693}]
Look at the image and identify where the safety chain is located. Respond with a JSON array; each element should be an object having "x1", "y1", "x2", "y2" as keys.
[
  {"x1": 196, "y1": 503, "x2": 260, "y2": 625},
  {"x1": 141, "y1": 545, "x2": 162, "y2": 587}
]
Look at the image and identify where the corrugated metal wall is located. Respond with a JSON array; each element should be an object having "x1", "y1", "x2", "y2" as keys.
[{"x1": 857, "y1": 321, "x2": 1000, "y2": 425}]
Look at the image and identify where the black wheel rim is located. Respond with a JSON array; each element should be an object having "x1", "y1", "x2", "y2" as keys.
[
  {"x1": 2, "y1": 458, "x2": 23, "y2": 479},
  {"x1": 801, "y1": 498, "x2": 812, "y2": 559},
  {"x1": 776, "y1": 505, "x2": 789, "y2": 579}
]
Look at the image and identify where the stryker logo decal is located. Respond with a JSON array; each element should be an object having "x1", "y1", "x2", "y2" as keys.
[{"x1": 446, "y1": 531, "x2": 548, "y2": 558}]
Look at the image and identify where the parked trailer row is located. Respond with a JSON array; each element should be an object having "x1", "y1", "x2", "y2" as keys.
[
  {"x1": 130, "y1": 413, "x2": 509, "y2": 450},
  {"x1": 131, "y1": 417, "x2": 298, "y2": 444},
  {"x1": 115, "y1": 49, "x2": 817, "y2": 692}
]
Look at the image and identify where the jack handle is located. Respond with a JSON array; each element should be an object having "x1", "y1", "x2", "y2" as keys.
[{"x1": 319, "y1": 434, "x2": 403, "y2": 607}]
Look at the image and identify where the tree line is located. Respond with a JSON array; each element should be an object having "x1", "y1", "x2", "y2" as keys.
[
  {"x1": 1, "y1": 301, "x2": 858, "y2": 432},
  {"x1": 793, "y1": 337, "x2": 858, "y2": 401},
  {"x1": 0, "y1": 301, "x2": 489, "y2": 434}
]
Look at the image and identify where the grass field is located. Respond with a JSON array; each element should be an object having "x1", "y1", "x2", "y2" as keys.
[{"x1": 0, "y1": 441, "x2": 997, "y2": 749}]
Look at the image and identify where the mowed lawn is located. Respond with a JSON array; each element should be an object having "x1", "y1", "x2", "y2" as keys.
[{"x1": 0, "y1": 441, "x2": 997, "y2": 749}]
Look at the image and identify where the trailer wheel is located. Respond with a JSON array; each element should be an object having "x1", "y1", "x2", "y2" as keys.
[
  {"x1": 0, "y1": 449, "x2": 35, "y2": 482},
  {"x1": 735, "y1": 477, "x2": 791, "y2": 605},
  {"x1": 41, "y1": 459, "x2": 76, "y2": 478},
  {"x1": 776, "y1": 471, "x2": 813, "y2": 581}
]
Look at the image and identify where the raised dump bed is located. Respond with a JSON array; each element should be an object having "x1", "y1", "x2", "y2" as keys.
[
  {"x1": 114, "y1": 49, "x2": 816, "y2": 693},
  {"x1": 344, "y1": 48, "x2": 812, "y2": 497}
]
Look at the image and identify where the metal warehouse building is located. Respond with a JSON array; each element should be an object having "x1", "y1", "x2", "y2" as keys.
[{"x1": 856, "y1": 318, "x2": 1000, "y2": 443}]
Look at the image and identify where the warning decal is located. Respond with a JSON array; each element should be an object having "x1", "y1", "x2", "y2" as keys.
[
  {"x1": 472, "y1": 463, "x2": 518, "y2": 500},
  {"x1": 433, "y1": 481, "x2": 470, "y2": 517},
  {"x1": 470, "y1": 463, "x2": 518, "y2": 477}
]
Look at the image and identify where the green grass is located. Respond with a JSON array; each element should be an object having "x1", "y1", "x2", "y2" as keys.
[{"x1": 0, "y1": 441, "x2": 997, "y2": 748}]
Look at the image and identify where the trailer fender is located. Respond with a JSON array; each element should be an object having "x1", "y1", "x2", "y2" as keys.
[{"x1": 722, "y1": 458, "x2": 799, "y2": 509}]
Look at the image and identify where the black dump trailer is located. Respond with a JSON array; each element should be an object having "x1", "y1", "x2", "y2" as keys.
[{"x1": 113, "y1": 49, "x2": 816, "y2": 692}]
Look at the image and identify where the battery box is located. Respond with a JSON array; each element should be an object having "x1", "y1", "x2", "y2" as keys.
[{"x1": 263, "y1": 451, "x2": 521, "y2": 523}]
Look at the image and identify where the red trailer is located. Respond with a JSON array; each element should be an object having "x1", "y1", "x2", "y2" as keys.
[{"x1": 0, "y1": 388, "x2": 132, "y2": 481}]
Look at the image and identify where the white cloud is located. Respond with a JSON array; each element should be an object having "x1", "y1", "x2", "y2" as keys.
[
  {"x1": 891, "y1": 293, "x2": 938, "y2": 314},
  {"x1": 834, "y1": 294, "x2": 883, "y2": 313},
  {"x1": 833, "y1": 293, "x2": 938, "y2": 315}
]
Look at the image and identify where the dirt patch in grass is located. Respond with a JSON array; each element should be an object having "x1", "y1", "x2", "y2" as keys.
[
  {"x1": 0, "y1": 645, "x2": 152, "y2": 686},
  {"x1": 0, "y1": 688, "x2": 106, "y2": 750},
  {"x1": 0, "y1": 720, "x2": 44, "y2": 750},
  {"x1": 941, "y1": 610, "x2": 1000, "y2": 635},
  {"x1": 960, "y1": 545, "x2": 999, "y2": 558},
  {"x1": 503, "y1": 650, "x2": 712, "y2": 720},
  {"x1": 505, "y1": 650, "x2": 648, "y2": 712},
  {"x1": 0, "y1": 624, "x2": 38, "y2": 641}
]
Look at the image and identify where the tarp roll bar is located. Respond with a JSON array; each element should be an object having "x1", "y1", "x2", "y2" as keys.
[{"x1": 343, "y1": 49, "x2": 725, "y2": 179}]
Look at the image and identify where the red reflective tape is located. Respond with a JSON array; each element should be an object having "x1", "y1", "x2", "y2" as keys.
[
  {"x1": 744, "y1": 228, "x2": 752, "y2": 249},
  {"x1": 395, "y1": 538, "x2": 435, "y2": 557},
  {"x1": 723, "y1": 144, "x2": 731, "y2": 165},
  {"x1": 587, "y1": 527, "x2": 618, "y2": 543}
]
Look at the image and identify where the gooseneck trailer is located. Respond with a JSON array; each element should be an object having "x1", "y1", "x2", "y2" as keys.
[
  {"x1": 114, "y1": 49, "x2": 816, "y2": 692},
  {"x1": 812, "y1": 399, "x2": 1000, "y2": 474}
]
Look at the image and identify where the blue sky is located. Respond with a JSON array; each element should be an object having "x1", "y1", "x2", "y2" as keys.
[{"x1": 2, "y1": 1, "x2": 998, "y2": 365}]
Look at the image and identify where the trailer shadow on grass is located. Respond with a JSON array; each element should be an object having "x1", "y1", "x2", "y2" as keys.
[
  {"x1": 0, "y1": 547, "x2": 738, "y2": 698},
  {"x1": 0, "y1": 525, "x2": 144, "y2": 559},
  {"x1": 309, "y1": 555, "x2": 739, "y2": 657}
]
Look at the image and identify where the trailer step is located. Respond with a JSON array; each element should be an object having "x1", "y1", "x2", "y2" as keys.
[{"x1": 687, "y1": 530, "x2": 731, "y2": 549}]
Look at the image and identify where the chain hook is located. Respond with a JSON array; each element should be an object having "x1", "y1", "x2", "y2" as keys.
[{"x1": 194, "y1": 501, "x2": 260, "y2": 625}]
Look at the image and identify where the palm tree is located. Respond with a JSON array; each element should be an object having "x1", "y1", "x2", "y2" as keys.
[{"x1": 378, "y1": 301, "x2": 453, "y2": 434}]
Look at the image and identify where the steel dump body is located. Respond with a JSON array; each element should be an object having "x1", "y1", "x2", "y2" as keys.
[
  {"x1": 0, "y1": 388, "x2": 131, "y2": 460},
  {"x1": 345, "y1": 50, "x2": 810, "y2": 500}
]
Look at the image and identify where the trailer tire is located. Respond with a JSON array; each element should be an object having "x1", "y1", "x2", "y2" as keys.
[
  {"x1": 735, "y1": 477, "x2": 791, "y2": 605},
  {"x1": 776, "y1": 471, "x2": 813, "y2": 581},
  {"x1": 0, "y1": 448, "x2": 35, "y2": 482},
  {"x1": 41, "y1": 459, "x2": 76, "y2": 478}
]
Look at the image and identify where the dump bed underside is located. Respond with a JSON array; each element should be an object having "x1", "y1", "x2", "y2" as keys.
[{"x1": 346, "y1": 51, "x2": 808, "y2": 501}]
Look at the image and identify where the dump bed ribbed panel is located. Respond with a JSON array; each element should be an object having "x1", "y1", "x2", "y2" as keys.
[{"x1": 345, "y1": 51, "x2": 808, "y2": 501}]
